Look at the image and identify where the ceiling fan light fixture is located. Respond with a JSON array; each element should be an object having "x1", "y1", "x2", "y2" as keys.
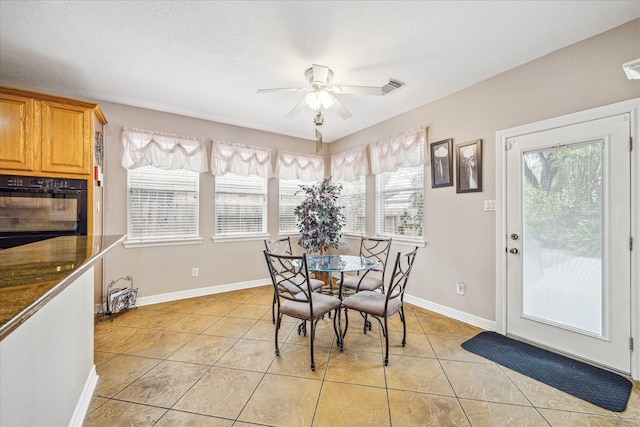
[
  {"x1": 305, "y1": 89, "x2": 334, "y2": 110},
  {"x1": 305, "y1": 92, "x2": 318, "y2": 109},
  {"x1": 317, "y1": 90, "x2": 334, "y2": 109}
]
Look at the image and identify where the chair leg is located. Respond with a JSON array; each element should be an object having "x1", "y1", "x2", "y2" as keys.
[
  {"x1": 275, "y1": 313, "x2": 282, "y2": 356},
  {"x1": 361, "y1": 313, "x2": 372, "y2": 333},
  {"x1": 309, "y1": 317, "x2": 316, "y2": 371},
  {"x1": 400, "y1": 306, "x2": 407, "y2": 347},
  {"x1": 383, "y1": 316, "x2": 390, "y2": 366},
  {"x1": 335, "y1": 306, "x2": 346, "y2": 351},
  {"x1": 271, "y1": 293, "x2": 276, "y2": 324}
]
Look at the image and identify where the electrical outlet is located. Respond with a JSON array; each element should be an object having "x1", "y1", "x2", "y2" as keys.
[
  {"x1": 456, "y1": 282, "x2": 465, "y2": 295},
  {"x1": 192, "y1": 268, "x2": 199, "y2": 277}
]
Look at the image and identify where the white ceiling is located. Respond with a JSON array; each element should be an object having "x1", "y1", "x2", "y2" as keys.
[{"x1": 1, "y1": 1, "x2": 638, "y2": 143}]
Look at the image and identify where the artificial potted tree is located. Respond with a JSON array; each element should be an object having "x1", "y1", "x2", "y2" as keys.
[{"x1": 294, "y1": 177, "x2": 346, "y2": 283}]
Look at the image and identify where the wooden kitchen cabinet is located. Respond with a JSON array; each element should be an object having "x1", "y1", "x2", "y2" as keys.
[
  {"x1": 0, "y1": 92, "x2": 36, "y2": 172},
  {"x1": 0, "y1": 87, "x2": 107, "y2": 177},
  {"x1": 41, "y1": 100, "x2": 93, "y2": 175},
  {"x1": 0, "y1": 87, "x2": 107, "y2": 240}
]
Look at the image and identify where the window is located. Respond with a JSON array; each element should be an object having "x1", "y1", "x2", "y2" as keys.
[
  {"x1": 279, "y1": 179, "x2": 311, "y2": 234},
  {"x1": 215, "y1": 173, "x2": 267, "y2": 237},
  {"x1": 376, "y1": 165, "x2": 423, "y2": 238},
  {"x1": 127, "y1": 166, "x2": 200, "y2": 242},
  {"x1": 339, "y1": 177, "x2": 366, "y2": 234}
]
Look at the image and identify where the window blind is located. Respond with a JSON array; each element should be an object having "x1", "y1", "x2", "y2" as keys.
[
  {"x1": 339, "y1": 177, "x2": 366, "y2": 234},
  {"x1": 127, "y1": 167, "x2": 199, "y2": 241},
  {"x1": 279, "y1": 179, "x2": 312, "y2": 233},
  {"x1": 215, "y1": 173, "x2": 267, "y2": 236},
  {"x1": 376, "y1": 166, "x2": 423, "y2": 238}
]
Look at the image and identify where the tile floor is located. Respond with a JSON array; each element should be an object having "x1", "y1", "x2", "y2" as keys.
[{"x1": 86, "y1": 285, "x2": 640, "y2": 426}]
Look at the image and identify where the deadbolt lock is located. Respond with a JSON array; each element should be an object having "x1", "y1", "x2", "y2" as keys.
[{"x1": 510, "y1": 233, "x2": 519, "y2": 240}]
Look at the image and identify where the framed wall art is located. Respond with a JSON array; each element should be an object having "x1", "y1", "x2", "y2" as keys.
[
  {"x1": 430, "y1": 138, "x2": 453, "y2": 188},
  {"x1": 456, "y1": 139, "x2": 482, "y2": 193}
]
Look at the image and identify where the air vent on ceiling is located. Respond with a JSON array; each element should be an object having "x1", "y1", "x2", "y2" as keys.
[
  {"x1": 381, "y1": 79, "x2": 404, "y2": 95},
  {"x1": 622, "y1": 59, "x2": 640, "y2": 80}
]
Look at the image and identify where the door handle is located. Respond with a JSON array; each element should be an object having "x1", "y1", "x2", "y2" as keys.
[{"x1": 509, "y1": 248, "x2": 519, "y2": 255}]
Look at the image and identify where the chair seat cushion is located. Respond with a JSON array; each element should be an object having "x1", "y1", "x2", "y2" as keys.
[
  {"x1": 309, "y1": 278, "x2": 325, "y2": 290},
  {"x1": 340, "y1": 275, "x2": 383, "y2": 292},
  {"x1": 342, "y1": 290, "x2": 402, "y2": 318},
  {"x1": 280, "y1": 292, "x2": 341, "y2": 320}
]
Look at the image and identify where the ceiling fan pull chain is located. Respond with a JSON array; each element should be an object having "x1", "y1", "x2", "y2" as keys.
[{"x1": 315, "y1": 128, "x2": 323, "y2": 153}]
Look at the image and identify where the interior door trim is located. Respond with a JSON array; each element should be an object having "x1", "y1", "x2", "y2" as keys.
[{"x1": 495, "y1": 97, "x2": 640, "y2": 381}]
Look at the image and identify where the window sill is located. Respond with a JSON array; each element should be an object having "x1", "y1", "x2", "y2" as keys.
[
  {"x1": 212, "y1": 233, "x2": 269, "y2": 243},
  {"x1": 124, "y1": 237, "x2": 203, "y2": 248},
  {"x1": 342, "y1": 234, "x2": 426, "y2": 247},
  {"x1": 391, "y1": 237, "x2": 427, "y2": 248},
  {"x1": 376, "y1": 236, "x2": 427, "y2": 248}
]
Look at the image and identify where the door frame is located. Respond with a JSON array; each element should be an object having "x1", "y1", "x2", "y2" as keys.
[{"x1": 495, "y1": 98, "x2": 640, "y2": 380}]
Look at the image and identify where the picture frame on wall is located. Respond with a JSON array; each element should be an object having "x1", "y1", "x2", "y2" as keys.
[
  {"x1": 456, "y1": 139, "x2": 482, "y2": 193},
  {"x1": 430, "y1": 138, "x2": 453, "y2": 188}
]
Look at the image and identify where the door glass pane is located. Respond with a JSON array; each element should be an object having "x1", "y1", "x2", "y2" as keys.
[{"x1": 521, "y1": 140, "x2": 603, "y2": 335}]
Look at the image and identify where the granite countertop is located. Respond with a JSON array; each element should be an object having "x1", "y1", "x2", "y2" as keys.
[{"x1": 0, "y1": 234, "x2": 125, "y2": 340}]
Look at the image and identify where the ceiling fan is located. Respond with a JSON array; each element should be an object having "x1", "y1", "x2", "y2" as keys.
[
  {"x1": 257, "y1": 64, "x2": 403, "y2": 151},
  {"x1": 257, "y1": 64, "x2": 403, "y2": 119}
]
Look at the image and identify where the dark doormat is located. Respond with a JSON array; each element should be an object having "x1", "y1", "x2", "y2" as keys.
[{"x1": 461, "y1": 331, "x2": 632, "y2": 412}]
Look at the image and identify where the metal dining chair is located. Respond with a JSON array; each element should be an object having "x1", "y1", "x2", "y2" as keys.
[
  {"x1": 342, "y1": 246, "x2": 418, "y2": 366},
  {"x1": 338, "y1": 237, "x2": 392, "y2": 294},
  {"x1": 264, "y1": 237, "x2": 325, "y2": 324},
  {"x1": 263, "y1": 250, "x2": 341, "y2": 371}
]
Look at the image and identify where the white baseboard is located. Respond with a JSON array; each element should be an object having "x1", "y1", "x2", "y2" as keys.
[
  {"x1": 135, "y1": 279, "x2": 269, "y2": 307},
  {"x1": 404, "y1": 294, "x2": 496, "y2": 331},
  {"x1": 69, "y1": 365, "x2": 98, "y2": 427},
  {"x1": 133, "y1": 279, "x2": 495, "y2": 332}
]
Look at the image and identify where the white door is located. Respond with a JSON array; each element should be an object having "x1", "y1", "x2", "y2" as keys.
[{"x1": 505, "y1": 113, "x2": 631, "y2": 373}]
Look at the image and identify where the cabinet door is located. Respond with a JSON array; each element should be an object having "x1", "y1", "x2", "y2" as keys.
[
  {"x1": 0, "y1": 93, "x2": 36, "y2": 172},
  {"x1": 41, "y1": 101, "x2": 92, "y2": 175}
]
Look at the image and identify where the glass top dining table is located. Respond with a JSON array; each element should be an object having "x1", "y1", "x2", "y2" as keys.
[
  {"x1": 306, "y1": 254, "x2": 377, "y2": 300},
  {"x1": 305, "y1": 255, "x2": 377, "y2": 350},
  {"x1": 306, "y1": 254, "x2": 377, "y2": 274}
]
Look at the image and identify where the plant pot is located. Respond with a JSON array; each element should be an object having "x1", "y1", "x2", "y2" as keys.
[{"x1": 313, "y1": 271, "x2": 332, "y2": 289}]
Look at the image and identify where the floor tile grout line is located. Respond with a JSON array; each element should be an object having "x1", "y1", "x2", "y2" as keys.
[
  {"x1": 89, "y1": 289, "x2": 639, "y2": 426},
  {"x1": 161, "y1": 290, "x2": 263, "y2": 425}
]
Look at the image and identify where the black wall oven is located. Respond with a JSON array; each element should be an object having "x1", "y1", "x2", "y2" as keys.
[{"x1": 0, "y1": 175, "x2": 88, "y2": 249}]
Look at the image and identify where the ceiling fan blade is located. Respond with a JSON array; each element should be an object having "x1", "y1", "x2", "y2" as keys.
[
  {"x1": 257, "y1": 87, "x2": 307, "y2": 93},
  {"x1": 312, "y1": 64, "x2": 330, "y2": 86},
  {"x1": 331, "y1": 96, "x2": 353, "y2": 120},
  {"x1": 285, "y1": 98, "x2": 308, "y2": 119},
  {"x1": 330, "y1": 85, "x2": 383, "y2": 96}
]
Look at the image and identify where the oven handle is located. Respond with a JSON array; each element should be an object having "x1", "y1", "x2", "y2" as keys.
[{"x1": 0, "y1": 187, "x2": 86, "y2": 195}]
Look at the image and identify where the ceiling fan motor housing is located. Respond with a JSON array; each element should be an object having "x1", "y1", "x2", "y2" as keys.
[{"x1": 306, "y1": 66, "x2": 333, "y2": 87}]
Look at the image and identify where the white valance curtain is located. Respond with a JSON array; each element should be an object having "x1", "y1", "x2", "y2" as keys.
[
  {"x1": 370, "y1": 127, "x2": 428, "y2": 174},
  {"x1": 210, "y1": 140, "x2": 274, "y2": 178},
  {"x1": 121, "y1": 127, "x2": 208, "y2": 173},
  {"x1": 275, "y1": 150, "x2": 324, "y2": 181},
  {"x1": 331, "y1": 146, "x2": 369, "y2": 182}
]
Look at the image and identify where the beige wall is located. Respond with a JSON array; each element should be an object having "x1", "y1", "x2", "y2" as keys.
[
  {"x1": 101, "y1": 20, "x2": 639, "y2": 322},
  {"x1": 100, "y1": 103, "x2": 320, "y2": 298}
]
